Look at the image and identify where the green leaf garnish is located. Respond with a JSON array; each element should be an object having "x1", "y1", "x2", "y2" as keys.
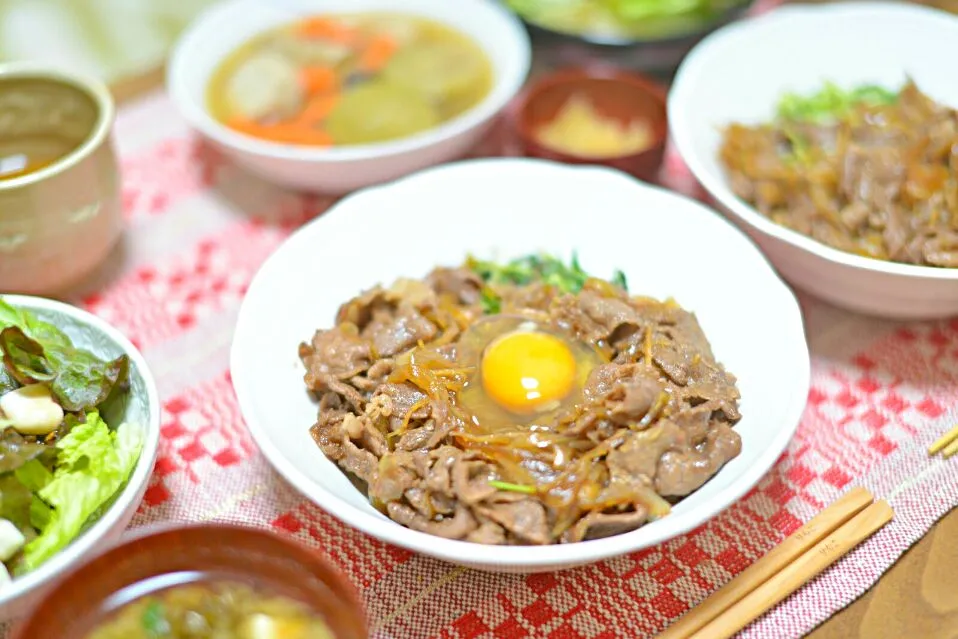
[
  {"x1": 467, "y1": 253, "x2": 629, "y2": 315},
  {"x1": 0, "y1": 301, "x2": 131, "y2": 413}
]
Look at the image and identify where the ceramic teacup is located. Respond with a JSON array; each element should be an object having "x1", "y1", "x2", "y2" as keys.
[{"x1": 0, "y1": 63, "x2": 121, "y2": 294}]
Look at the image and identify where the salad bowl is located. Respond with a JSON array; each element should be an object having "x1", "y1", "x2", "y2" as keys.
[{"x1": 0, "y1": 295, "x2": 160, "y2": 619}]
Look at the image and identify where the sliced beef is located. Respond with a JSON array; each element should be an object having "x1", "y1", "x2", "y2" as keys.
[
  {"x1": 451, "y1": 459, "x2": 497, "y2": 504},
  {"x1": 655, "y1": 422, "x2": 742, "y2": 497},
  {"x1": 340, "y1": 439, "x2": 378, "y2": 484},
  {"x1": 478, "y1": 499, "x2": 550, "y2": 545},
  {"x1": 606, "y1": 420, "x2": 686, "y2": 484},
  {"x1": 426, "y1": 267, "x2": 483, "y2": 305},
  {"x1": 300, "y1": 327, "x2": 372, "y2": 379},
  {"x1": 467, "y1": 520, "x2": 507, "y2": 544},
  {"x1": 376, "y1": 383, "x2": 430, "y2": 432},
  {"x1": 370, "y1": 309, "x2": 438, "y2": 357},
  {"x1": 369, "y1": 451, "x2": 420, "y2": 502},
  {"x1": 387, "y1": 502, "x2": 477, "y2": 540},
  {"x1": 563, "y1": 509, "x2": 648, "y2": 543},
  {"x1": 607, "y1": 375, "x2": 664, "y2": 423}
]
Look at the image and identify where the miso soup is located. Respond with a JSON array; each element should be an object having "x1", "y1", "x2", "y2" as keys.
[{"x1": 86, "y1": 580, "x2": 336, "y2": 639}]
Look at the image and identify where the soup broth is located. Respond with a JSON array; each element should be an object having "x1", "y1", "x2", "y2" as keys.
[
  {"x1": 206, "y1": 13, "x2": 494, "y2": 147},
  {"x1": 86, "y1": 579, "x2": 336, "y2": 639},
  {"x1": 0, "y1": 137, "x2": 75, "y2": 181},
  {"x1": 0, "y1": 78, "x2": 98, "y2": 181}
]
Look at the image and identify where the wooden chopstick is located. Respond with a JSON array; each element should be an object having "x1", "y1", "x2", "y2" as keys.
[
  {"x1": 688, "y1": 500, "x2": 894, "y2": 639},
  {"x1": 929, "y1": 424, "x2": 958, "y2": 457},
  {"x1": 658, "y1": 486, "x2": 874, "y2": 639}
]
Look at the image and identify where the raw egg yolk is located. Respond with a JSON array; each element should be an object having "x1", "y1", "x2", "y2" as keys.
[{"x1": 480, "y1": 331, "x2": 577, "y2": 414}]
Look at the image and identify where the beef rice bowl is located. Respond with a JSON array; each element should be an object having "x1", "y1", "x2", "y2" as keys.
[{"x1": 299, "y1": 254, "x2": 742, "y2": 546}]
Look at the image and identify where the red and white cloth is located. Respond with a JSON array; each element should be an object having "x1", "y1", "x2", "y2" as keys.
[
  {"x1": 11, "y1": 5, "x2": 954, "y2": 639},
  {"x1": 39, "y1": 88, "x2": 953, "y2": 639}
]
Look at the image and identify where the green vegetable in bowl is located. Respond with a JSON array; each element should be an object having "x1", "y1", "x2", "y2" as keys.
[
  {"x1": 0, "y1": 299, "x2": 141, "y2": 582},
  {"x1": 776, "y1": 81, "x2": 898, "y2": 124},
  {"x1": 467, "y1": 253, "x2": 628, "y2": 314},
  {"x1": 505, "y1": 0, "x2": 747, "y2": 40}
]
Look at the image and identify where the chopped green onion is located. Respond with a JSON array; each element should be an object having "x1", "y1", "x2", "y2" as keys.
[
  {"x1": 776, "y1": 81, "x2": 898, "y2": 124},
  {"x1": 489, "y1": 480, "x2": 537, "y2": 494},
  {"x1": 612, "y1": 269, "x2": 629, "y2": 292},
  {"x1": 141, "y1": 601, "x2": 171, "y2": 637},
  {"x1": 479, "y1": 287, "x2": 501, "y2": 315}
]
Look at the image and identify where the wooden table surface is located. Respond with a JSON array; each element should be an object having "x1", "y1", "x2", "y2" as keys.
[{"x1": 108, "y1": 1, "x2": 958, "y2": 629}]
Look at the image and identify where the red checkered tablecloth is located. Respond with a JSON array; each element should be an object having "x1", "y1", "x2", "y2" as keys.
[{"x1": 35, "y1": 85, "x2": 958, "y2": 638}]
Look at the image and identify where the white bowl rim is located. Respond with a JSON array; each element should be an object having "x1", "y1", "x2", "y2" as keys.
[
  {"x1": 668, "y1": 1, "x2": 958, "y2": 282},
  {"x1": 166, "y1": 0, "x2": 531, "y2": 163},
  {"x1": 0, "y1": 295, "x2": 161, "y2": 608},
  {"x1": 230, "y1": 157, "x2": 812, "y2": 569}
]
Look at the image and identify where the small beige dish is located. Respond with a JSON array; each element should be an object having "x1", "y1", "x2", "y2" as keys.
[{"x1": 0, "y1": 63, "x2": 121, "y2": 296}]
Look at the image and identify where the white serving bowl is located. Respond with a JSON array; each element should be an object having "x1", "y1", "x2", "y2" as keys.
[
  {"x1": 0, "y1": 296, "x2": 160, "y2": 620},
  {"x1": 230, "y1": 158, "x2": 810, "y2": 573},
  {"x1": 669, "y1": 2, "x2": 958, "y2": 319},
  {"x1": 167, "y1": 0, "x2": 531, "y2": 195}
]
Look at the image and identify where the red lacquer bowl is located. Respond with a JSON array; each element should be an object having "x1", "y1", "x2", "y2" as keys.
[
  {"x1": 512, "y1": 67, "x2": 668, "y2": 183},
  {"x1": 12, "y1": 524, "x2": 368, "y2": 639}
]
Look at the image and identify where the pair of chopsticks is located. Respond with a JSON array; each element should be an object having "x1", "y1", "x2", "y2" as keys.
[
  {"x1": 929, "y1": 425, "x2": 958, "y2": 458},
  {"x1": 658, "y1": 487, "x2": 893, "y2": 639}
]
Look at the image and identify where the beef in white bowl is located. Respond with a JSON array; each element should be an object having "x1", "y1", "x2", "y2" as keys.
[
  {"x1": 230, "y1": 158, "x2": 810, "y2": 572},
  {"x1": 669, "y1": 2, "x2": 958, "y2": 319}
]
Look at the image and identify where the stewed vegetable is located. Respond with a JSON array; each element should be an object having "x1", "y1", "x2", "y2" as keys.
[{"x1": 207, "y1": 13, "x2": 493, "y2": 147}]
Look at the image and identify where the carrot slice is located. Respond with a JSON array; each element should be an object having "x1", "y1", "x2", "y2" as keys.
[
  {"x1": 296, "y1": 93, "x2": 340, "y2": 125},
  {"x1": 226, "y1": 116, "x2": 263, "y2": 136},
  {"x1": 299, "y1": 66, "x2": 338, "y2": 95},
  {"x1": 226, "y1": 114, "x2": 332, "y2": 147},
  {"x1": 359, "y1": 35, "x2": 398, "y2": 72},
  {"x1": 296, "y1": 17, "x2": 357, "y2": 44}
]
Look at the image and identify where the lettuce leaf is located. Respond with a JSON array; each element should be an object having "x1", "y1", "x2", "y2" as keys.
[
  {"x1": 18, "y1": 411, "x2": 142, "y2": 573},
  {"x1": 0, "y1": 429, "x2": 50, "y2": 474},
  {"x1": 0, "y1": 474, "x2": 35, "y2": 540},
  {"x1": 0, "y1": 299, "x2": 131, "y2": 413}
]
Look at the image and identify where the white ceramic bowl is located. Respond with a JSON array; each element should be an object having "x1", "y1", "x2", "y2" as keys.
[
  {"x1": 0, "y1": 296, "x2": 160, "y2": 619},
  {"x1": 669, "y1": 2, "x2": 958, "y2": 319},
  {"x1": 231, "y1": 158, "x2": 810, "y2": 573},
  {"x1": 167, "y1": 0, "x2": 531, "y2": 195}
]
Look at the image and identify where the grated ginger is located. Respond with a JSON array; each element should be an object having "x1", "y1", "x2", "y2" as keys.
[{"x1": 535, "y1": 94, "x2": 652, "y2": 158}]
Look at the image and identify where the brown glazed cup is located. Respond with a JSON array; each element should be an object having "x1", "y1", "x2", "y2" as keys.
[
  {"x1": 12, "y1": 524, "x2": 369, "y2": 639},
  {"x1": 513, "y1": 67, "x2": 668, "y2": 183},
  {"x1": 0, "y1": 63, "x2": 121, "y2": 295}
]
